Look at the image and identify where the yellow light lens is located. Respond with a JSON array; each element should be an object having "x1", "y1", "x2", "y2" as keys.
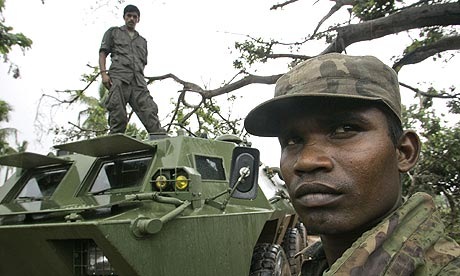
[
  {"x1": 155, "y1": 175, "x2": 168, "y2": 190},
  {"x1": 175, "y1": 175, "x2": 189, "y2": 191}
]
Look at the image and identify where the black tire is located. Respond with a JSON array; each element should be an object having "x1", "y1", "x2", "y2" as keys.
[
  {"x1": 249, "y1": 243, "x2": 291, "y2": 276},
  {"x1": 296, "y1": 222, "x2": 308, "y2": 248},
  {"x1": 281, "y1": 228, "x2": 303, "y2": 276}
]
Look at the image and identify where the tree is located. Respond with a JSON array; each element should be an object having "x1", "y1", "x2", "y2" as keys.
[
  {"x1": 0, "y1": 99, "x2": 13, "y2": 155},
  {"x1": 0, "y1": 98, "x2": 28, "y2": 183},
  {"x1": 0, "y1": 0, "x2": 30, "y2": 159},
  {"x1": 146, "y1": 0, "x2": 460, "y2": 108},
  {"x1": 53, "y1": 0, "x2": 459, "y2": 137},
  {"x1": 402, "y1": 102, "x2": 460, "y2": 241},
  {"x1": 0, "y1": 0, "x2": 33, "y2": 78}
]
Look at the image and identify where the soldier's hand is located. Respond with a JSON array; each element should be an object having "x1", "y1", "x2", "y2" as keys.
[{"x1": 101, "y1": 73, "x2": 112, "y2": 90}]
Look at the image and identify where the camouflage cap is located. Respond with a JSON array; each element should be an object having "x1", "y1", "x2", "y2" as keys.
[{"x1": 244, "y1": 53, "x2": 401, "y2": 137}]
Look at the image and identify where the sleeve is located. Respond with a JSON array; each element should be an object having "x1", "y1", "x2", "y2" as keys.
[
  {"x1": 437, "y1": 256, "x2": 460, "y2": 275},
  {"x1": 99, "y1": 27, "x2": 115, "y2": 54},
  {"x1": 145, "y1": 38, "x2": 148, "y2": 65}
]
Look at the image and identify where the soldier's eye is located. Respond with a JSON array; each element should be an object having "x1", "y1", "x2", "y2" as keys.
[
  {"x1": 335, "y1": 125, "x2": 353, "y2": 133},
  {"x1": 280, "y1": 136, "x2": 302, "y2": 147},
  {"x1": 331, "y1": 124, "x2": 360, "y2": 137}
]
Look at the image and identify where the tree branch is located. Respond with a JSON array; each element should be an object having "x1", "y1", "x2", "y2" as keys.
[
  {"x1": 266, "y1": 53, "x2": 313, "y2": 60},
  {"x1": 322, "y1": 2, "x2": 460, "y2": 54},
  {"x1": 393, "y1": 35, "x2": 460, "y2": 71},
  {"x1": 203, "y1": 73, "x2": 284, "y2": 98},
  {"x1": 270, "y1": 0, "x2": 299, "y2": 10},
  {"x1": 400, "y1": 82, "x2": 460, "y2": 99},
  {"x1": 147, "y1": 73, "x2": 204, "y2": 93},
  {"x1": 311, "y1": 0, "x2": 355, "y2": 38},
  {"x1": 146, "y1": 72, "x2": 284, "y2": 99}
]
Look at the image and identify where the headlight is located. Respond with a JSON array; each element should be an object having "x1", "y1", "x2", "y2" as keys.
[
  {"x1": 155, "y1": 175, "x2": 168, "y2": 190},
  {"x1": 175, "y1": 175, "x2": 189, "y2": 191},
  {"x1": 152, "y1": 169, "x2": 190, "y2": 192}
]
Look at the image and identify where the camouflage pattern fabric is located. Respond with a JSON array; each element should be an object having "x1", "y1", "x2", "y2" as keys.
[
  {"x1": 245, "y1": 53, "x2": 402, "y2": 137},
  {"x1": 300, "y1": 192, "x2": 460, "y2": 275}
]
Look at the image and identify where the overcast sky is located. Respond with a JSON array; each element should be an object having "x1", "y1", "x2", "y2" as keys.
[{"x1": 1, "y1": 0, "x2": 459, "y2": 168}]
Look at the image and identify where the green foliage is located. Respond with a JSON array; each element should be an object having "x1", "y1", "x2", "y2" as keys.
[
  {"x1": 0, "y1": 0, "x2": 33, "y2": 79},
  {"x1": 402, "y1": 103, "x2": 460, "y2": 242},
  {"x1": 52, "y1": 69, "x2": 109, "y2": 143},
  {"x1": 233, "y1": 38, "x2": 273, "y2": 71},
  {"x1": 125, "y1": 124, "x2": 149, "y2": 140},
  {"x1": 170, "y1": 95, "x2": 246, "y2": 139},
  {"x1": 0, "y1": 23, "x2": 32, "y2": 55},
  {"x1": 352, "y1": 0, "x2": 396, "y2": 21},
  {"x1": 403, "y1": 27, "x2": 447, "y2": 57},
  {"x1": 447, "y1": 94, "x2": 460, "y2": 114},
  {"x1": 52, "y1": 67, "x2": 150, "y2": 143},
  {"x1": 0, "y1": 0, "x2": 32, "y2": 54},
  {"x1": 0, "y1": 99, "x2": 26, "y2": 158},
  {"x1": 0, "y1": 99, "x2": 12, "y2": 155},
  {"x1": 0, "y1": 99, "x2": 10, "y2": 122}
]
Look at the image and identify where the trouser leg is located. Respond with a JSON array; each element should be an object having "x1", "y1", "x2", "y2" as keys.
[
  {"x1": 130, "y1": 86, "x2": 164, "y2": 133},
  {"x1": 106, "y1": 79, "x2": 129, "y2": 134}
]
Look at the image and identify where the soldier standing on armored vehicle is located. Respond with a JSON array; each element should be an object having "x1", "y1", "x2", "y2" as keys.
[
  {"x1": 99, "y1": 4, "x2": 164, "y2": 134},
  {"x1": 245, "y1": 53, "x2": 460, "y2": 275}
]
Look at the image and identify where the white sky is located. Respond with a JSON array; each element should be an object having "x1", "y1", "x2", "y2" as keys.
[{"x1": 1, "y1": 0, "x2": 459, "y2": 169}]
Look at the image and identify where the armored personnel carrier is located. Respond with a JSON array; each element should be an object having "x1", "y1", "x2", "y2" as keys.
[{"x1": 0, "y1": 132, "x2": 307, "y2": 275}]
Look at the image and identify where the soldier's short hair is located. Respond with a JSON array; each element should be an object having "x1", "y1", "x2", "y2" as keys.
[{"x1": 124, "y1": 4, "x2": 140, "y2": 17}]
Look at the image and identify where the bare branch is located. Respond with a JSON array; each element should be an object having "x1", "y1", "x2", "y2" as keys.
[
  {"x1": 400, "y1": 82, "x2": 460, "y2": 99},
  {"x1": 322, "y1": 2, "x2": 460, "y2": 54},
  {"x1": 312, "y1": 0, "x2": 355, "y2": 38},
  {"x1": 266, "y1": 53, "x2": 313, "y2": 60},
  {"x1": 179, "y1": 98, "x2": 205, "y2": 124},
  {"x1": 211, "y1": 101, "x2": 240, "y2": 134},
  {"x1": 68, "y1": 121, "x2": 108, "y2": 134},
  {"x1": 54, "y1": 72, "x2": 101, "y2": 104},
  {"x1": 270, "y1": 0, "x2": 299, "y2": 10},
  {"x1": 202, "y1": 73, "x2": 284, "y2": 98},
  {"x1": 166, "y1": 91, "x2": 185, "y2": 132},
  {"x1": 147, "y1": 73, "x2": 204, "y2": 93},
  {"x1": 393, "y1": 36, "x2": 460, "y2": 71},
  {"x1": 146, "y1": 72, "x2": 284, "y2": 99}
]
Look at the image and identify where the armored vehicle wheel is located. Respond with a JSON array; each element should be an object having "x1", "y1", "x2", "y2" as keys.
[
  {"x1": 282, "y1": 228, "x2": 303, "y2": 275},
  {"x1": 249, "y1": 243, "x2": 291, "y2": 276},
  {"x1": 296, "y1": 222, "x2": 308, "y2": 248}
]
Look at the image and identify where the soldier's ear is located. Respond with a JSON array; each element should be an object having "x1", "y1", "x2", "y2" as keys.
[{"x1": 396, "y1": 130, "x2": 420, "y2": 173}]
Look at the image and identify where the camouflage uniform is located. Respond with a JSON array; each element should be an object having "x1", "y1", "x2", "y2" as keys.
[
  {"x1": 244, "y1": 54, "x2": 460, "y2": 275},
  {"x1": 100, "y1": 26, "x2": 163, "y2": 134},
  {"x1": 300, "y1": 193, "x2": 460, "y2": 275}
]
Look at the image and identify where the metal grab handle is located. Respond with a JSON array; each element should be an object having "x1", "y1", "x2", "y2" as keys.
[
  {"x1": 131, "y1": 200, "x2": 191, "y2": 237},
  {"x1": 126, "y1": 192, "x2": 184, "y2": 206}
]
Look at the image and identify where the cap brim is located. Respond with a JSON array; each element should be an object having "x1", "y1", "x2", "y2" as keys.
[{"x1": 244, "y1": 94, "x2": 383, "y2": 137}]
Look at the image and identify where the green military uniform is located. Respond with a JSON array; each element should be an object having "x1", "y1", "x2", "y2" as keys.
[
  {"x1": 244, "y1": 53, "x2": 460, "y2": 275},
  {"x1": 100, "y1": 25, "x2": 163, "y2": 134},
  {"x1": 300, "y1": 193, "x2": 460, "y2": 275}
]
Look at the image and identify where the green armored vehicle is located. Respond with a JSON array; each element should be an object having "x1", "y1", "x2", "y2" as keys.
[{"x1": 0, "y1": 132, "x2": 307, "y2": 275}]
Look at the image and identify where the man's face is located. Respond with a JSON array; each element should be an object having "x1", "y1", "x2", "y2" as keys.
[
  {"x1": 124, "y1": 12, "x2": 139, "y2": 30},
  {"x1": 279, "y1": 102, "x2": 402, "y2": 236}
]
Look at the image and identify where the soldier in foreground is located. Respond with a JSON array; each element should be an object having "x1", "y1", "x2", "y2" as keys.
[
  {"x1": 245, "y1": 53, "x2": 460, "y2": 275},
  {"x1": 99, "y1": 4, "x2": 164, "y2": 134}
]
